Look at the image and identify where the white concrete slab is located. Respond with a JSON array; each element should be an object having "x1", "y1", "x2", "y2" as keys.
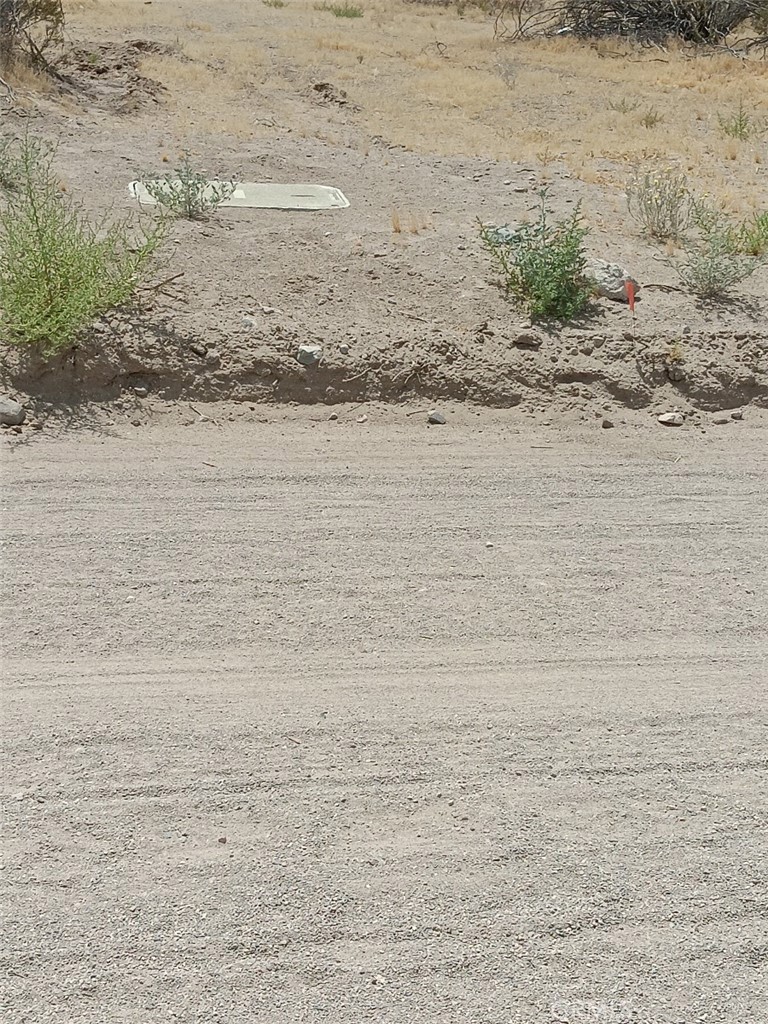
[{"x1": 128, "y1": 181, "x2": 350, "y2": 210}]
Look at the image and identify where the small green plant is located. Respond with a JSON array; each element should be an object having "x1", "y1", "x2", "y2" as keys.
[
  {"x1": 141, "y1": 152, "x2": 236, "y2": 220},
  {"x1": 263, "y1": 0, "x2": 286, "y2": 7},
  {"x1": 733, "y1": 211, "x2": 768, "y2": 256},
  {"x1": 314, "y1": 1, "x2": 364, "y2": 16},
  {"x1": 480, "y1": 189, "x2": 591, "y2": 320},
  {"x1": 0, "y1": 136, "x2": 163, "y2": 353},
  {"x1": 639, "y1": 107, "x2": 664, "y2": 128},
  {"x1": 626, "y1": 167, "x2": 691, "y2": 241},
  {"x1": 672, "y1": 202, "x2": 763, "y2": 299},
  {"x1": 608, "y1": 97, "x2": 640, "y2": 114},
  {"x1": 718, "y1": 99, "x2": 766, "y2": 141}
]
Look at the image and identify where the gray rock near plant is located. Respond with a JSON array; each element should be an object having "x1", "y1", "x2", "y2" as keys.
[
  {"x1": 583, "y1": 258, "x2": 639, "y2": 303},
  {"x1": 428, "y1": 411, "x2": 447, "y2": 425},
  {"x1": 0, "y1": 396, "x2": 26, "y2": 426}
]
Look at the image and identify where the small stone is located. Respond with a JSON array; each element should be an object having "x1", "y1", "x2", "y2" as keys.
[
  {"x1": 485, "y1": 541, "x2": 494, "y2": 548},
  {"x1": 712, "y1": 413, "x2": 731, "y2": 425},
  {"x1": 514, "y1": 332, "x2": 542, "y2": 349},
  {"x1": 218, "y1": 837, "x2": 227, "y2": 845},
  {"x1": 658, "y1": 411, "x2": 684, "y2": 427},
  {"x1": 681, "y1": 325, "x2": 692, "y2": 336},
  {"x1": 30, "y1": 420, "x2": 42, "y2": 430},
  {"x1": 133, "y1": 386, "x2": 148, "y2": 398},
  {"x1": 11, "y1": 424, "x2": 23, "y2": 434},
  {"x1": 356, "y1": 414, "x2": 368, "y2": 424},
  {"x1": 601, "y1": 418, "x2": 615, "y2": 429},
  {"x1": 131, "y1": 419, "x2": 142, "y2": 427},
  {"x1": 0, "y1": 396, "x2": 25, "y2": 426},
  {"x1": 189, "y1": 342, "x2": 208, "y2": 358},
  {"x1": 667, "y1": 365, "x2": 685, "y2": 383},
  {"x1": 297, "y1": 344, "x2": 322, "y2": 366},
  {"x1": 731, "y1": 409, "x2": 744, "y2": 421},
  {"x1": 428, "y1": 410, "x2": 447, "y2": 425},
  {"x1": 339, "y1": 343, "x2": 350, "y2": 355},
  {"x1": 328, "y1": 412, "x2": 339, "y2": 421},
  {"x1": 205, "y1": 348, "x2": 221, "y2": 365}
]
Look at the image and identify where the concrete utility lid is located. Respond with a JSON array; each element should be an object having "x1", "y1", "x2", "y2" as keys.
[{"x1": 128, "y1": 181, "x2": 350, "y2": 210}]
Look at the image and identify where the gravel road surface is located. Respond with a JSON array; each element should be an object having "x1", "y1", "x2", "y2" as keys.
[{"x1": 2, "y1": 414, "x2": 767, "y2": 1024}]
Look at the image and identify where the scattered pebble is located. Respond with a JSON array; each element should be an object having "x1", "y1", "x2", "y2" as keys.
[
  {"x1": 601, "y1": 418, "x2": 615, "y2": 429},
  {"x1": 131, "y1": 419, "x2": 142, "y2": 427},
  {"x1": 712, "y1": 413, "x2": 731, "y2": 425},
  {"x1": 339, "y1": 343, "x2": 350, "y2": 355},
  {"x1": 428, "y1": 410, "x2": 446, "y2": 425},
  {"x1": 485, "y1": 541, "x2": 494, "y2": 548},
  {"x1": 513, "y1": 331, "x2": 542, "y2": 349},
  {"x1": 205, "y1": 348, "x2": 221, "y2": 365},
  {"x1": 731, "y1": 409, "x2": 744, "y2": 421},
  {"x1": 328, "y1": 412, "x2": 339, "y2": 421},
  {"x1": 658, "y1": 411, "x2": 684, "y2": 427},
  {"x1": 133, "y1": 386, "x2": 148, "y2": 398},
  {"x1": 189, "y1": 342, "x2": 208, "y2": 358},
  {"x1": 356, "y1": 414, "x2": 368, "y2": 424}
]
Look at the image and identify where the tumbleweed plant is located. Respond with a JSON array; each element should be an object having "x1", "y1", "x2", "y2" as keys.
[
  {"x1": 0, "y1": 136, "x2": 164, "y2": 353},
  {"x1": 626, "y1": 167, "x2": 691, "y2": 241},
  {"x1": 480, "y1": 189, "x2": 591, "y2": 320},
  {"x1": 141, "y1": 152, "x2": 236, "y2": 220}
]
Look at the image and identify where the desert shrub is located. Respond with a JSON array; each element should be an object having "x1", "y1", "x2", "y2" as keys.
[
  {"x1": 492, "y1": 1, "x2": 768, "y2": 43},
  {"x1": 718, "y1": 99, "x2": 767, "y2": 140},
  {"x1": 263, "y1": 0, "x2": 286, "y2": 6},
  {"x1": 480, "y1": 189, "x2": 591, "y2": 319},
  {"x1": 314, "y1": 1, "x2": 364, "y2": 15},
  {"x1": 673, "y1": 202, "x2": 764, "y2": 297},
  {"x1": 140, "y1": 153, "x2": 236, "y2": 220},
  {"x1": 626, "y1": 167, "x2": 691, "y2": 241},
  {"x1": 0, "y1": 0, "x2": 65, "y2": 72},
  {"x1": 0, "y1": 135, "x2": 164, "y2": 353}
]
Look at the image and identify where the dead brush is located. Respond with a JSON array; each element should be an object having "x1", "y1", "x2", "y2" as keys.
[
  {"x1": 626, "y1": 166, "x2": 692, "y2": 241},
  {"x1": 391, "y1": 208, "x2": 432, "y2": 234}
]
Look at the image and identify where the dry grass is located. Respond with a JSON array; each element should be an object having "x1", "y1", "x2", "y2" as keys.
[{"x1": 63, "y1": 0, "x2": 767, "y2": 205}]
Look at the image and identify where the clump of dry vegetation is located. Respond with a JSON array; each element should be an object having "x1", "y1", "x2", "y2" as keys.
[
  {"x1": 0, "y1": 0, "x2": 65, "y2": 77},
  {"x1": 494, "y1": 1, "x2": 768, "y2": 46}
]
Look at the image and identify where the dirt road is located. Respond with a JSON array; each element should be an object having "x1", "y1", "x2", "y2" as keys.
[{"x1": 2, "y1": 413, "x2": 767, "y2": 1023}]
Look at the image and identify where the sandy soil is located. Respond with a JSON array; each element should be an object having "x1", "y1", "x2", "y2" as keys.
[
  {"x1": 1, "y1": 4, "x2": 766, "y2": 414},
  {"x1": 2, "y1": 415, "x2": 767, "y2": 1023}
]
